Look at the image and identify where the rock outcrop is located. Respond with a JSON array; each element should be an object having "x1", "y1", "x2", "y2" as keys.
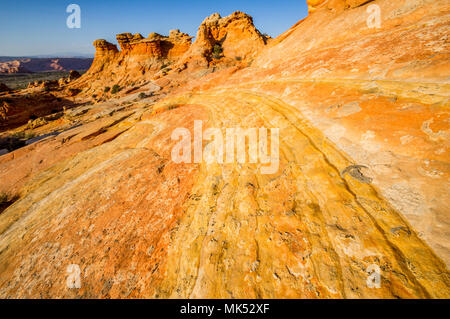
[
  {"x1": 0, "y1": 1, "x2": 449, "y2": 299},
  {"x1": 71, "y1": 11, "x2": 268, "y2": 97},
  {"x1": 57, "y1": 70, "x2": 82, "y2": 87},
  {"x1": 115, "y1": 30, "x2": 192, "y2": 59},
  {"x1": 70, "y1": 31, "x2": 193, "y2": 96},
  {"x1": 0, "y1": 60, "x2": 31, "y2": 74},
  {"x1": 0, "y1": 92, "x2": 74, "y2": 131},
  {"x1": 180, "y1": 11, "x2": 269, "y2": 68}
]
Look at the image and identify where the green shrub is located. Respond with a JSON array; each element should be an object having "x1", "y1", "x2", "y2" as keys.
[
  {"x1": 0, "y1": 193, "x2": 7, "y2": 205},
  {"x1": 0, "y1": 192, "x2": 19, "y2": 213},
  {"x1": 0, "y1": 131, "x2": 35, "y2": 152},
  {"x1": 12, "y1": 131, "x2": 36, "y2": 140},
  {"x1": 212, "y1": 43, "x2": 223, "y2": 60},
  {"x1": 111, "y1": 84, "x2": 121, "y2": 94},
  {"x1": 138, "y1": 92, "x2": 147, "y2": 99},
  {"x1": 104, "y1": 86, "x2": 111, "y2": 93}
]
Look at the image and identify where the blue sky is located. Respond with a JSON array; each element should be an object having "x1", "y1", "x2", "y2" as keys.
[{"x1": 0, "y1": 0, "x2": 309, "y2": 56}]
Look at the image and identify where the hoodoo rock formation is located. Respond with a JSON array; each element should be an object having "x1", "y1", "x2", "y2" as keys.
[
  {"x1": 69, "y1": 31, "x2": 193, "y2": 96},
  {"x1": 0, "y1": 1, "x2": 449, "y2": 299},
  {"x1": 180, "y1": 11, "x2": 269, "y2": 68},
  {"x1": 70, "y1": 11, "x2": 269, "y2": 97}
]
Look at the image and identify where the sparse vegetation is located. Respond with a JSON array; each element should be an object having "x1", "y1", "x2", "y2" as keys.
[
  {"x1": 0, "y1": 193, "x2": 7, "y2": 205},
  {"x1": 161, "y1": 62, "x2": 172, "y2": 69},
  {"x1": 12, "y1": 131, "x2": 36, "y2": 140},
  {"x1": 0, "y1": 192, "x2": 19, "y2": 214},
  {"x1": 111, "y1": 84, "x2": 121, "y2": 94},
  {"x1": 0, "y1": 131, "x2": 36, "y2": 152},
  {"x1": 138, "y1": 92, "x2": 147, "y2": 99},
  {"x1": 68, "y1": 88, "x2": 81, "y2": 96},
  {"x1": 212, "y1": 43, "x2": 223, "y2": 60},
  {"x1": 0, "y1": 71, "x2": 86, "y2": 90},
  {"x1": 104, "y1": 86, "x2": 111, "y2": 93}
]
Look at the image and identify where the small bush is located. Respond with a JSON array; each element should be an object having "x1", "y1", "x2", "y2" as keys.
[
  {"x1": 0, "y1": 193, "x2": 7, "y2": 205},
  {"x1": 104, "y1": 86, "x2": 111, "y2": 93},
  {"x1": 161, "y1": 62, "x2": 172, "y2": 69},
  {"x1": 111, "y1": 84, "x2": 121, "y2": 94},
  {"x1": 212, "y1": 43, "x2": 223, "y2": 60},
  {"x1": 12, "y1": 131, "x2": 35, "y2": 140},
  {"x1": 0, "y1": 131, "x2": 35, "y2": 152},
  {"x1": 0, "y1": 192, "x2": 19, "y2": 214},
  {"x1": 138, "y1": 92, "x2": 147, "y2": 99}
]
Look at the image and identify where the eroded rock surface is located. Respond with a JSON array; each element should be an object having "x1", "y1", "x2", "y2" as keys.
[
  {"x1": 0, "y1": 1, "x2": 449, "y2": 298},
  {"x1": 70, "y1": 11, "x2": 268, "y2": 98}
]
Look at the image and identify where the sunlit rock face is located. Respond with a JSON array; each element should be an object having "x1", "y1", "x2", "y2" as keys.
[
  {"x1": 71, "y1": 11, "x2": 268, "y2": 97},
  {"x1": 72, "y1": 31, "x2": 193, "y2": 94},
  {"x1": 307, "y1": 0, "x2": 374, "y2": 12},
  {"x1": 180, "y1": 11, "x2": 269, "y2": 68},
  {"x1": 0, "y1": 1, "x2": 449, "y2": 298}
]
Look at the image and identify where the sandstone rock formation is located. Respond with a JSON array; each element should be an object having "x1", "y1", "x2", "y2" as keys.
[
  {"x1": 0, "y1": 60, "x2": 32, "y2": 73},
  {"x1": 307, "y1": 0, "x2": 372, "y2": 12},
  {"x1": 70, "y1": 11, "x2": 268, "y2": 97},
  {"x1": 0, "y1": 91, "x2": 76, "y2": 131},
  {"x1": 71, "y1": 31, "x2": 193, "y2": 95},
  {"x1": 57, "y1": 70, "x2": 82, "y2": 87},
  {"x1": 180, "y1": 11, "x2": 269, "y2": 68},
  {"x1": 0, "y1": 1, "x2": 449, "y2": 298}
]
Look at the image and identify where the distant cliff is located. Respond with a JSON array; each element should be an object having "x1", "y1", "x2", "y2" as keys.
[{"x1": 0, "y1": 58, "x2": 93, "y2": 74}]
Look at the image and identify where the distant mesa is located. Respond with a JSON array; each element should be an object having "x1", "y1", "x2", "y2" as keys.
[{"x1": 0, "y1": 57, "x2": 93, "y2": 74}]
